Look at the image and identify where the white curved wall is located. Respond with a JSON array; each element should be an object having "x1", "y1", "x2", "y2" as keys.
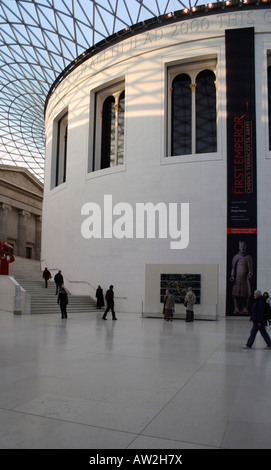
[{"x1": 42, "y1": 8, "x2": 271, "y2": 317}]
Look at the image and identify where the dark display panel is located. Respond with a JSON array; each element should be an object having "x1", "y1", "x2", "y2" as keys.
[{"x1": 160, "y1": 274, "x2": 201, "y2": 304}]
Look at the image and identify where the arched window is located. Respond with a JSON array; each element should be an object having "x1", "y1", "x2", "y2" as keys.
[
  {"x1": 168, "y1": 60, "x2": 217, "y2": 157},
  {"x1": 93, "y1": 82, "x2": 125, "y2": 171},
  {"x1": 101, "y1": 95, "x2": 115, "y2": 169},
  {"x1": 51, "y1": 111, "x2": 68, "y2": 189},
  {"x1": 117, "y1": 90, "x2": 125, "y2": 165},
  {"x1": 171, "y1": 74, "x2": 192, "y2": 155},
  {"x1": 196, "y1": 69, "x2": 217, "y2": 153}
]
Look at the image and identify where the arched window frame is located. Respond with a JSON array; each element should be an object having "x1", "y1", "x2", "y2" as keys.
[
  {"x1": 93, "y1": 82, "x2": 125, "y2": 171},
  {"x1": 167, "y1": 58, "x2": 217, "y2": 157}
]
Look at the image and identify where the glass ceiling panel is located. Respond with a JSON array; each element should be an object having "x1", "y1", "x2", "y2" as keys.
[{"x1": 0, "y1": 0, "x2": 205, "y2": 181}]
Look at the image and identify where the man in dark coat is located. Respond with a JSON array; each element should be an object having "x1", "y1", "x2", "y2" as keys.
[
  {"x1": 42, "y1": 267, "x2": 51, "y2": 288},
  {"x1": 102, "y1": 285, "x2": 117, "y2": 320},
  {"x1": 243, "y1": 290, "x2": 271, "y2": 349},
  {"x1": 54, "y1": 270, "x2": 64, "y2": 295},
  {"x1": 96, "y1": 285, "x2": 105, "y2": 309}
]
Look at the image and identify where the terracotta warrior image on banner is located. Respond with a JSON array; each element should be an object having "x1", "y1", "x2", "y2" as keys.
[{"x1": 230, "y1": 241, "x2": 253, "y2": 315}]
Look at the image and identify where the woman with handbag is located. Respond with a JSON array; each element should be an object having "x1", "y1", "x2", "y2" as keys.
[{"x1": 164, "y1": 289, "x2": 175, "y2": 321}]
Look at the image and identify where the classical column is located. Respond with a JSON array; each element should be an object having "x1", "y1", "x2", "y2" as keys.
[
  {"x1": 35, "y1": 215, "x2": 42, "y2": 260},
  {"x1": 0, "y1": 203, "x2": 12, "y2": 241},
  {"x1": 17, "y1": 210, "x2": 30, "y2": 257}
]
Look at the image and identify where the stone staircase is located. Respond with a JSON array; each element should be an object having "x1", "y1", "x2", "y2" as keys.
[{"x1": 9, "y1": 256, "x2": 99, "y2": 315}]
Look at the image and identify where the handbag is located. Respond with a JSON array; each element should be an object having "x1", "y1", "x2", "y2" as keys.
[{"x1": 184, "y1": 299, "x2": 188, "y2": 307}]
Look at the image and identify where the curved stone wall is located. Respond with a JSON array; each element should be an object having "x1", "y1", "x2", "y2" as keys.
[{"x1": 43, "y1": 6, "x2": 271, "y2": 317}]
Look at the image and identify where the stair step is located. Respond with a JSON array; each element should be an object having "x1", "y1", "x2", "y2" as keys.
[{"x1": 9, "y1": 256, "x2": 99, "y2": 315}]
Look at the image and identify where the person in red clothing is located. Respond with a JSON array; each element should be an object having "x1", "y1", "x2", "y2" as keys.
[{"x1": 243, "y1": 290, "x2": 271, "y2": 349}]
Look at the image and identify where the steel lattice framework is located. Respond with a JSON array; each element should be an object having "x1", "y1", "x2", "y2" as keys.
[{"x1": 0, "y1": 0, "x2": 202, "y2": 181}]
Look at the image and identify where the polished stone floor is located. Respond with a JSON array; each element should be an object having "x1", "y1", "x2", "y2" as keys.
[{"x1": 1, "y1": 309, "x2": 271, "y2": 450}]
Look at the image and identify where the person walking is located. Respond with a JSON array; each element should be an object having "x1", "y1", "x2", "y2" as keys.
[
  {"x1": 263, "y1": 291, "x2": 271, "y2": 326},
  {"x1": 42, "y1": 267, "x2": 51, "y2": 288},
  {"x1": 102, "y1": 285, "x2": 117, "y2": 320},
  {"x1": 54, "y1": 270, "x2": 64, "y2": 295},
  {"x1": 184, "y1": 287, "x2": 196, "y2": 322},
  {"x1": 164, "y1": 289, "x2": 175, "y2": 321},
  {"x1": 96, "y1": 285, "x2": 105, "y2": 309},
  {"x1": 57, "y1": 285, "x2": 68, "y2": 318},
  {"x1": 243, "y1": 290, "x2": 271, "y2": 349}
]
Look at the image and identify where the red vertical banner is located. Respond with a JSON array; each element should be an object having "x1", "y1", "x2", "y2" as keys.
[{"x1": 226, "y1": 28, "x2": 257, "y2": 316}]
